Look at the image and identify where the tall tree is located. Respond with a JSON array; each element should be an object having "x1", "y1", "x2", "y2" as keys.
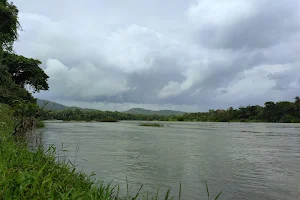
[
  {"x1": 295, "y1": 96, "x2": 300, "y2": 105},
  {"x1": 0, "y1": 1, "x2": 45, "y2": 104},
  {"x1": 0, "y1": 0, "x2": 19, "y2": 54},
  {"x1": 2, "y1": 51, "x2": 49, "y2": 92}
]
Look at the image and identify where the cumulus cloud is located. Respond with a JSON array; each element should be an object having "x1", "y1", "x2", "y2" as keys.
[
  {"x1": 42, "y1": 59, "x2": 130, "y2": 100},
  {"x1": 12, "y1": 0, "x2": 300, "y2": 111}
]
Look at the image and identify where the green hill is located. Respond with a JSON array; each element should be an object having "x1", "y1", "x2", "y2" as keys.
[
  {"x1": 37, "y1": 99, "x2": 186, "y2": 116},
  {"x1": 37, "y1": 99, "x2": 98, "y2": 111},
  {"x1": 36, "y1": 99, "x2": 70, "y2": 111},
  {"x1": 124, "y1": 108, "x2": 185, "y2": 116}
]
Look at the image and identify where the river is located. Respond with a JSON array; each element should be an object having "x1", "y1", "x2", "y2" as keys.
[{"x1": 37, "y1": 121, "x2": 300, "y2": 200}]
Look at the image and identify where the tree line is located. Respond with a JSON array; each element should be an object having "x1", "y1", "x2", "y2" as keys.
[
  {"x1": 179, "y1": 98, "x2": 300, "y2": 123},
  {"x1": 44, "y1": 97, "x2": 300, "y2": 123}
]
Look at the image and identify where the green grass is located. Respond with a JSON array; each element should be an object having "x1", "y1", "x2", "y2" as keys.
[
  {"x1": 139, "y1": 123, "x2": 163, "y2": 127},
  {"x1": 0, "y1": 104, "x2": 117, "y2": 199},
  {"x1": 36, "y1": 120, "x2": 45, "y2": 128}
]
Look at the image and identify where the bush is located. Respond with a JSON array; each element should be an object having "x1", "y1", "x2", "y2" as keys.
[{"x1": 240, "y1": 118, "x2": 246, "y2": 122}]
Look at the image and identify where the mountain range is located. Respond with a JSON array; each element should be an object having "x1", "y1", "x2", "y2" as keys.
[{"x1": 37, "y1": 99, "x2": 186, "y2": 116}]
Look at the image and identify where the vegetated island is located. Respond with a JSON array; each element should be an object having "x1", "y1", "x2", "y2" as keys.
[
  {"x1": 139, "y1": 123, "x2": 164, "y2": 127},
  {"x1": 96, "y1": 116, "x2": 118, "y2": 122}
]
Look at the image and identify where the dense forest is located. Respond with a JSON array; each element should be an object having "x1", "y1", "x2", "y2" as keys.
[
  {"x1": 180, "y1": 98, "x2": 300, "y2": 123},
  {"x1": 42, "y1": 97, "x2": 300, "y2": 123},
  {"x1": 43, "y1": 108, "x2": 169, "y2": 121}
]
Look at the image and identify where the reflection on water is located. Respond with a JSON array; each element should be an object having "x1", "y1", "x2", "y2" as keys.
[{"x1": 39, "y1": 121, "x2": 300, "y2": 200}]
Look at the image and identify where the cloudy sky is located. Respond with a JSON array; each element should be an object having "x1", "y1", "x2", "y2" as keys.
[{"x1": 12, "y1": 0, "x2": 300, "y2": 112}]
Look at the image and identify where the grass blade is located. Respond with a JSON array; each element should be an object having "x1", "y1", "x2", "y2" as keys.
[
  {"x1": 206, "y1": 183, "x2": 210, "y2": 199},
  {"x1": 133, "y1": 184, "x2": 143, "y2": 200},
  {"x1": 214, "y1": 191, "x2": 222, "y2": 200},
  {"x1": 178, "y1": 182, "x2": 182, "y2": 200},
  {"x1": 164, "y1": 188, "x2": 171, "y2": 200},
  {"x1": 155, "y1": 188, "x2": 159, "y2": 200}
]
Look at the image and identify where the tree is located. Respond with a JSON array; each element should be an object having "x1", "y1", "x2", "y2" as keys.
[
  {"x1": 295, "y1": 96, "x2": 300, "y2": 118},
  {"x1": 0, "y1": 0, "x2": 19, "y2": 52},
  {"x1": 2, "y1": 51, "x2": 49, "y2": 92},
  {"x1": 0, "y1": 1, "x2": 43, "y2": 104},
  {"x1": 295, "y1": 96, "x2": 300, "y2": 105},
  {"x1": 263, "y1": 101, "x2": 277, "y2": 122}
]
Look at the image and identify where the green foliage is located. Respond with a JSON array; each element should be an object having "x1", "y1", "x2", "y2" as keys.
[
  {"x1": 176, "y1": 97, "x2": 300, "y2": 123},
  {"x1": 0, "y1": 0, "x2": 19, "y2": 52},
  {"x1": 11, "y1": 100, "x2": 45, "y2": 135},
  {"x1": 47, "y1": 108, "x2": 169, "y2": 122},
  {"x1": 0, "y1": 75, "x2": 35, "y2": 105},
  {"x1": 206, "y1": 183, "x2": 222, "y2": 200},
  {"x1": 0, "y1": 103, "x2": 13, "y2": 131},
  {"x1": 43, "y1": 97, "x2": 300, "y2": 123},
  {"x1": 2, "y1": 51, "x2": 49, "y2": 92},
  {"x1": 176, "y1": 116, "x2": 184, "y2": 121},
  {"x1": 0, "y1": 132, "x2": 125, "y2": 199},
  {"x1": 96, "y1": 117, "x2": 118, "y2": 122}
]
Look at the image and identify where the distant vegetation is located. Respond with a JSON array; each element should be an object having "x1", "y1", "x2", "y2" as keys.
[
  {"x1": 180, "y1": 97, "x2": 300, "y2": 123},
  {"x1": 96, "y1": 117, "x2": 118, "y2": 122},
  {"x1": 41, "y1": 97, "x2": 300, "y2": 123},
  {"x1": 43, "y1": 108, "x2": 170, "y2": 121},
  {"x1": 139, "y1": 123, "x2": 163, "y2": 127}
]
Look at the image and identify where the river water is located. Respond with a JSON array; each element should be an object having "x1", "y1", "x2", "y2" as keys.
[{"x1": 38, "y1": 121, "x2": 300, "y2": 199}]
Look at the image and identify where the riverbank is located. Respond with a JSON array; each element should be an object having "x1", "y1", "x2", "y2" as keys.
[{"x1": 0, "y1": 104, "x2": 134, "y2": 199}]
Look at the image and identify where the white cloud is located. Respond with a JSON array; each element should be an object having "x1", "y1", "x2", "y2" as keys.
[
  {"x1": 43, "y1": 59, "x2": 130, "y2": 100},
  {"x1": 188, "y1": 0, "x2": 254, "y2": 26},
  {"x1": 102, "y1": 24, "x2": 164, "y2": 73},
  {"x1": 12, "y1": 0, "x2": 300, "y2": 111}
]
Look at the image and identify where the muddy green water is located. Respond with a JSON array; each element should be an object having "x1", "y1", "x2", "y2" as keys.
[{"x1": 39, "y1": 121, "x2": 300, "y2": 199}]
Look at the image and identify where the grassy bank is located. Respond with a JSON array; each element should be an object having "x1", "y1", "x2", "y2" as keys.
[
  {"x1": 0, "y1": 104, "x2": 113, "y2": 199},
  {"x1": 0, "y1": 104, "x2": 133, "y2": 199}
]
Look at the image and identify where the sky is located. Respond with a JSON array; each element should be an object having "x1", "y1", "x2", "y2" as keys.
[{"x1": 12, "y1": 0, "x2": 300, "y2": 112}]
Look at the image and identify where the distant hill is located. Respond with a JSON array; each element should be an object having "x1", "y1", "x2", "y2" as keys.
[
  {"x1": 37, "y1": 99, "x2": 97, "y2": 111},
  {"x1": 124, "y1": 108, "x2": 185, "y2": 116},
  {"x1": 37, "y1": 99, "x2": 186, "y2": 115},
  {"x1": 36, "y1": 99, "x2": 70, "y2": 111}
]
